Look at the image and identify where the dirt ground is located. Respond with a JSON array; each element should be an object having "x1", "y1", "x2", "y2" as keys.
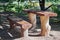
[{"x1": 0, "y1": 22, "x2": 60, "y2": 40}]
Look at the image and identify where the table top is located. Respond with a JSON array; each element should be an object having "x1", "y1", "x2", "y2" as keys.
[
  {"x1": 36, "y1": 11, "x2": 57, "y2": 17},
  {"x1": 7, "y1": 16, "x2": 23, "y2": 22},
  {"x1": 23, "y1": 9, "x2": 57, "y2": 17}
]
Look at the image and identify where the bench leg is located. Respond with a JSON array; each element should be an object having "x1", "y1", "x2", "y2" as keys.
[
  {"x1": 9, "y1": 20, "x2": 15, "y2": 30},
  {"x1": 20, "y1": 28, "x2": 28, "y2": 37},
  {"x1": 40, "y1": 16, "x2": 51, "y2": 36},
  {"x1": 28, "y1": 13, "x2": 36, "y2": 31},
  {"x1": 20, "y1": 27, "x2": 24, "y2": 37},
  {"x1": 24, "y1": 29, "x2": 28, "y2": 37},
  {"x1": 20, "y1": 23, "x2": 32, "y2": 37}
]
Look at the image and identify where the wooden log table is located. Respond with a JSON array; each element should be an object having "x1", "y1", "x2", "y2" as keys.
[
  {"x1": 23, "y1": 9, "x2": 57, "y2": 36},
  {"x1": 23, "y1": 9, "x2": 39, "y2": 31},
  {"x1": 7, "y1": 16, "x2": 32, "y2": 37}
]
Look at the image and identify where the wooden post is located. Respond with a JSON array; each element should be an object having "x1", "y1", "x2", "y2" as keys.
[
  {"x1": 24, "y1": 29, "x2": 28, "y2": 37},
  {"x1": 40, "y1": 16, "x2": 51, "y2": 36},
  {"x1": 20, "y1": 27, "x2": 24, "y2": 37},
  {"x1": 37, "y1": 12, "x2": 57, "y2": 36},
  {"x1": 20, "y1": 22, "x2": 32, "y2": 37},
  {"x1": 20, "y1": 29, "x2": 28, "y2": 37},
  {"x1": 23, "y1": 9, "x2": 37, "y2": 31},
  {"x1": 28, "y1": 13, "x2": 36, "y2": 31}
]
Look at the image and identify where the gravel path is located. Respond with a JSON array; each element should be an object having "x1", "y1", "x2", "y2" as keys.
[
  {"x1": 14, "y1": 31, "x2": 60, "y2": 40},
  {"x1": 0, "y1": 25, "x2": 60, "y2": 40}
]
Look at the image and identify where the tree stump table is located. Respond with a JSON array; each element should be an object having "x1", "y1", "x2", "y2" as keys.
[
  {"x1": 23, "y1": 9, "x2": 39, "y2": 31},
  {"x1": 7, "y1": 16, "x2": 32, "y2": 37},
  {"x1": 23, "y1": 9, "x2": 57, "y2": 36},
  {"x1": 37, "y1": 11, "x2": 57, "y2": 36}
]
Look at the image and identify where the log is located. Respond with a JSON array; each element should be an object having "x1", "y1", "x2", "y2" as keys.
[
  {"x1": 7, "y1": 16, "x2": 32, "y2": 37},
  {"x1": 23, "y1": 9, "x2": 57, "y2": 36}
]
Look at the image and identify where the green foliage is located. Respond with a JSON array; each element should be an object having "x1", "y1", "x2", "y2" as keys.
[
  {"x1": 1, "y1": 0, "x2": 60, "y2": 17},
  {"x1": 45, "y1": 0, "x2": 60, "y2": 18},
  {"x1": 46, "y1": 0, "x2": 60, "y2": 2},
  {"x1": 5, "y1": 1, "x2": 35, "y2": 16},
  {"x1": 51, "y1": 5, "x2": 58, "y2": 12},
  {"x1": 0, "y1": 0, "x2": 9, "y2": 2},
  {"x1": 0, "y1": 0, "x2": 39, "y2": 15},
  {"x1": 51, "y1": 5, "x2": 60, "y2": 17},
  {"x1": 20, "y1": 0, "x2": 25, "y2": 2}
]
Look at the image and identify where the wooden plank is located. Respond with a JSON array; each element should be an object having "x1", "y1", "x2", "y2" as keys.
[
  {"x1": 7, "y1": 16, "x2": 32, "y2": 37},
  {"x1": 37, "y1": 11, "x2": 57, "y2": 17},
  {"x1": 23, "y1": 9, "x2": 57, "y2": 17}
]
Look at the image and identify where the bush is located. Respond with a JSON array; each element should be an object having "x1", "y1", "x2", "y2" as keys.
[{"x1": 51, "y1": 5, "x2": 60, "y2": 17}]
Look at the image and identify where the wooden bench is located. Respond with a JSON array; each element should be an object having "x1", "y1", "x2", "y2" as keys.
[
  {"x1": 7, "y1": 16, "x2": 32, "y2": 37},
  {"x1": 23, "y1": 9, "x2": 57, "y2": 36}
]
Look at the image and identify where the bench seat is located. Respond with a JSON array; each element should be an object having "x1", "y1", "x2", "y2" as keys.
[{"x1": 7, "y1": 16, "x2": 32, "y2": 37}]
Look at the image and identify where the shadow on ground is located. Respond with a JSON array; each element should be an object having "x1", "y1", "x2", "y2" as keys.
[
  {"x1": 0, "y1": 22, "x2": 60, "y2": 40},
  {"x1": 50, "y1": 22, "x2": 60, "y2": 31},
  {"x1": 0, "y1": 25, "x2": 20, "y2": 40}
]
